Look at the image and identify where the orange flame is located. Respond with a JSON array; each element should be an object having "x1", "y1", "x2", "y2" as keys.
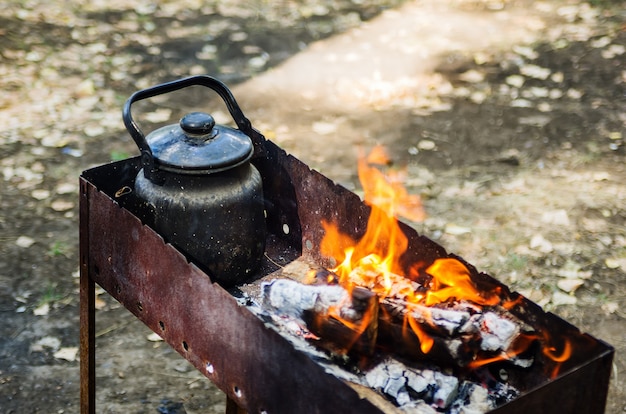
[
  {"x1": 318, "y1": 146, "x2": 571, "y2": 372},
  {"x1": 425, "y1": 259, "x2": 501, "y2": 306}
]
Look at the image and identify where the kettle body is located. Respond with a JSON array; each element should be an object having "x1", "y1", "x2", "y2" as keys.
[
  {"x1": 134, "y1": 162, "x2": 265, "y2": 285},
  {"x1": 123, "y1": 75, "x2": 267, "y2": 286}
]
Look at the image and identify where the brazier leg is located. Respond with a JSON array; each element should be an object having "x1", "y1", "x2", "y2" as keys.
[
  {"x1": 79, "y1": 262, "x2": 95, "y2": 413},
  {"x1": 226, "y1": 396, "x2": 246, "y2": 414}
]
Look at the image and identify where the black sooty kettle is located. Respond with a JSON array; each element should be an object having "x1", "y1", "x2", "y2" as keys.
[{"x1": 123, "y1": 75, "x2": 266, "y2": 287}]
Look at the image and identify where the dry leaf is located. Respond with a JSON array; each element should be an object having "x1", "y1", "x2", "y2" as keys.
[
  {"x1": 16, "y1": 236, "x2": 36, "y2": 248},
  {"x1": 147, "y1": 332, "x2": 163, "y2": 342},
  {"x1": 33, "y1": 303, "x2": 50, "y2": 316},
  {"x1": 54, "y1": 347, "x2": 78, "y2": 362}
]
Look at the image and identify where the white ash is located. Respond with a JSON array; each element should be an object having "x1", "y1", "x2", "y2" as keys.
[
  {"x1": 400, "y1": 401, "x2": 438, "y2": 414},
  {"x1": 448, "y1": 382, "x2": 491, "y2": 414},
  {"x1": 242, "y1": 296, "x2": 364, "y2": 384},
  {"x1": 408, "y1": 368, "x2": 459, "y2": 409},
  {"x1": 262, "y1": 279, "x2": 354, "y2": 319},
  {"x1": 418, "y1": 305, "x2": 471, "y2": 336},
  {"x1": 269, "y1": 314, "x2": 319, "y2": 340},
  {"x1": 477, "y1": 312, "x2": 519, "y2": 352},
  {"x1": 457, "y1": 311, "x2": 520, "y2": 353},
  {"x1": 365, "y1": 358, "x2": 459, "y2": 410},
  {"x1": 363, "y1": 357, "x2": 520, "y2": 413},
  {"x1": 247, "y1": 293, "x2": 520, "y2": 414},
  {"x1": 383, "y1": 300, "x2": 472, "y2": 335}
]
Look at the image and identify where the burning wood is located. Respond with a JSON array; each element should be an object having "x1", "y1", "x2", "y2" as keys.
[
  {"x1": 262, "y1": 279, "x2": 378, "y2": 355},
  {"x1": 261, "y1": 268, "x2": 534, "y2": 369},
  {"x1": 256, "y1": 276, "x2": 523, "y2": 412},
  {"x1": 237, "y1": 146, "x2": 587, "y2": 412},
  {"x1": 379, "y1": 297, "x2": 535, "y2": 368}
]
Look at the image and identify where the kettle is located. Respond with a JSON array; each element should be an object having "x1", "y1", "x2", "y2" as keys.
[{"x1": 123, "y1": 75, "x2": 266, "y2": 287}]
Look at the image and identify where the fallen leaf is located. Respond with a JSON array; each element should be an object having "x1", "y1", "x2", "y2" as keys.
[
  {"x1": 458, "y1": 69, "x2": 485, "y2": 83},
  {"x1": 33, "y1": 303, "x2": 50, "y2": 316},
  {"x1": 312, "y1": 121, "x2": 338, "y2": 135},
  {"x1": 520, "y1": 64, "x2": 551, "y2": 80},
  {"x1": 601, "y1": 302, "x2": 619, "y2": 315},
  {"x1": 444, "y1": 224, "x2": 471, "y2": 235},
  {"x1": 605, "y1": 258, "x2": 626, "y2": 272},
  {"x1": 566, "y1": 88, "x2": 583, "y2": 99},
  {"x1": 590, "y1": 36, "x2": 611, "y2": 49},
  {"x1": 557, "y1": 278, "x2": 584, "y2": 293},
  {"x1": 513, "y1": 45, "x2": 538, "y2": 60},
  {"x1": 32, "y1": 336, "x2": 61, "y2": 352},
  {"x1": 530, "y1": 234, "x2": 553, "y2": 253},
  {"x1": 510, "y1": 99, "x2": 533, "y2": 108},
  {"x1": 56, "y1": 182, "x2": 76, "y2": 194},
  {"x1": 54, "y1": 347, "x2": 78, "y2": 362},
  {"x1": 505, "y1": 75, "x2": 525, "y2": 88},
  {"x1": 31, "y1": 189, "x2": 51, "y2": 200},
  {"x1": 16, "y1": 236, "x2": 36, "y2": 248},
  {"x1": 144, "y1": 108, "x2": 172, "y2": 123},
  {"x1": 51, "y1": 200, "x2": 74, "y2": 212},
  {"x1": 417, "y1": 140, "x2": 436, "y2": 151},
  {"x1": 147, "y1": 332, "x2": 163, "y2": 342},
  {"x1": 94, "y1": 297, "x2": 107, "y2": 310},
  {"x1": 551, "y1": 291, "x2": 577, "y2": 306},
  {"x1": 541, "y1": 209, "x2": 570, "y2": 226}
]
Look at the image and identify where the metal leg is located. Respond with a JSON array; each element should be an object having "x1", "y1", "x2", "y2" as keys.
[
  {"x1": 80, "y1": 179, "x2": 95, "y2": 414},
  {"x1": 226, "y1": 396, "x2": 246, "y2": 414},
  {"x1": 79, "y1": 258, "x2": 95, "y2": 413}
]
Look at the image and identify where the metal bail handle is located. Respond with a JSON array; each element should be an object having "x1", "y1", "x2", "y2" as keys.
[{"x1": 122, "y1": 75, "x2": 257, "y2": 182}]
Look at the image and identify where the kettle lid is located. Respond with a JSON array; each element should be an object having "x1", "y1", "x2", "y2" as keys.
[{"x1": 146, "y1": 112, "x2": 253, "y2": 174}]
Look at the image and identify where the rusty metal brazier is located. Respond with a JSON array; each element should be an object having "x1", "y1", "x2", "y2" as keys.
[{"x1": 123, "y1": 75, "x2": 266, "y2": 286}]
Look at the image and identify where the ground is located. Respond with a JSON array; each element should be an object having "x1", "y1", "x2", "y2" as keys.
[{"x1": 0, "y1": 0, "x2": 624, "y2": 413}]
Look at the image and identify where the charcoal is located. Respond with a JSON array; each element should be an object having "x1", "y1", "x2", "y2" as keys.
[
  {"x1": 365, "y1": 358, "x2": 461, "y2": 410},
  {"x1": 385, "y1": 361, "x2": 407, "y2": 399}
]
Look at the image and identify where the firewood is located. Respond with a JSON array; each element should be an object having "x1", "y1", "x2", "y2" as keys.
[
  {"x1": 261, "y1": 260, "x2": 535, "y2": 368},
  {"x1": 262, "y1": 279, "x2": 379, "y2": 356}
]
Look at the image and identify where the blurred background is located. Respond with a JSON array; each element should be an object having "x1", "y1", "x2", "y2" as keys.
[{"x1": 0, "y1": 0, "x2": 624, "y2": 412}]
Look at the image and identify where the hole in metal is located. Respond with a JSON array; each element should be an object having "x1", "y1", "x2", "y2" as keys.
[
  {"x1": 206, "y1": 362, "x2": 214, "y2": 374},
  {"x1": 158, "y1": 321, "x2": 165, "y2": 331},
  {"x1": 233, "y1": 385, "x2": 242, "y2": 398},
  {"x1": 136, "y1": 301, "x2": 143, "y2": 312},
  {"x1": 182, "y1": 341, "x2": 189, "y2": 352},
  {"x1": 499, "y1": 368, "x2": 509, "y2": 381}
]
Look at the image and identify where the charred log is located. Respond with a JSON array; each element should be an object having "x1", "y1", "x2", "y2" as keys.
[{"x1": 262, "y1": 279, "x2": 379, "y2": 356}]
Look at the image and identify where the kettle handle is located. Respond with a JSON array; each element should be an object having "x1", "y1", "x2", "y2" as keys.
[{"x1": 123, "y1": 75, "x2": 262, "y2": 183}]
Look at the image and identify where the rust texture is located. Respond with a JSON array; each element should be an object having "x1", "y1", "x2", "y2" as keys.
[{"x1": 80, "y1": 136, "x2": 614, "y2": 413}]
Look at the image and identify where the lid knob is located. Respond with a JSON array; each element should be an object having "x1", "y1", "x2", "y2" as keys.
[{"x1": 180, "y1": 112, "x2": 215, "y2": 136}]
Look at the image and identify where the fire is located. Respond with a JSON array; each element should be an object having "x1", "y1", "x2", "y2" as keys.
[
  {"x1": 318, "y1": 145, "x2": 571, "y2": 374},
  {"x1": 425, "y1": 258, "x2": 501, "y2": 307},
  {"x1": 321, "y1": 146, "x2": 501, "y2": 308}
]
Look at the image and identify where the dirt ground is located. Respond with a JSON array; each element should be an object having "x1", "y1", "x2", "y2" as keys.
[{"x1": 0, "y1": 0, "x2": 624, "y2": 413}]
